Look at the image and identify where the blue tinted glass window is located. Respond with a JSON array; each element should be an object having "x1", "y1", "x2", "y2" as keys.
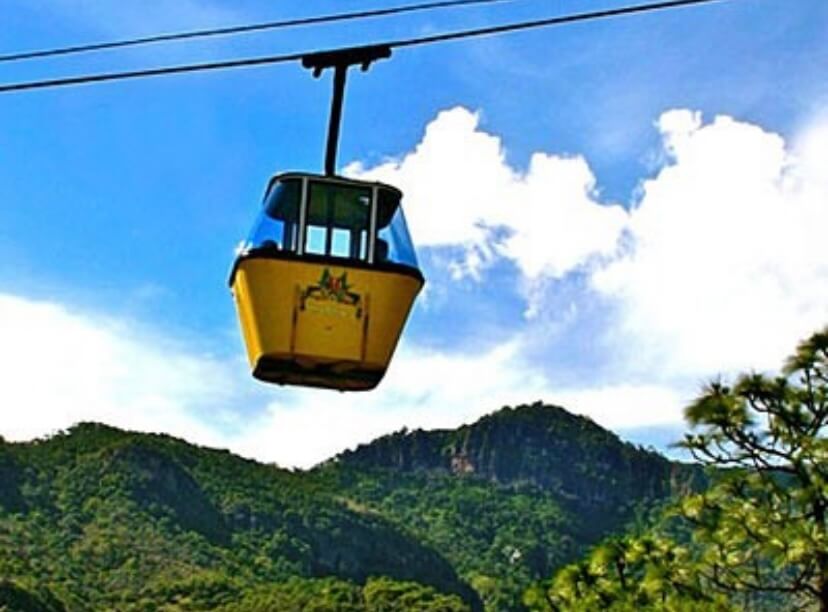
[
  {"x1": 246, "y1": 179, "x2": 300, "y2": 252},
  {"x1": 378, "y1": 205, "x2": 418, "y2": 268},
  {"x1": 305, "y1": 226, "x2": 326, "y2": 255},
  {"x1": 331, "y1": 228, "x2": 351, "y2": 258}
]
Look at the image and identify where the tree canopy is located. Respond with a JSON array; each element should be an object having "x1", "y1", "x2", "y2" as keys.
[{"x1": 537, "y1": 326, "x2": 828, "y2": 611}]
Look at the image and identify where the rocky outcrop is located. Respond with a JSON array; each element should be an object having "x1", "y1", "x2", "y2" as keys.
[{"x1": 338, "y1": 402, "x2": 704, "y2": 513}]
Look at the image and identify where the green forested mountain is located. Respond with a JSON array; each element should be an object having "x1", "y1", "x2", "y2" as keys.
[
  {"x1": 0, "y1": 423, "x2": 474, "y2": 611},
  {"x1": 316, "y1": 403, "x2": 705, "y2": 609},
  {"x1": 0, "y1": 403, "x2": 702, "y2": 611}
]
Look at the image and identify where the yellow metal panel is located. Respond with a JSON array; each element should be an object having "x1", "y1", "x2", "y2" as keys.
[
  {"x1": 230, "y1": 257, "x2": 422, "y2": 390},
  {"x1": 294, "y1": 280, "x2": 365, "y2": 362}
]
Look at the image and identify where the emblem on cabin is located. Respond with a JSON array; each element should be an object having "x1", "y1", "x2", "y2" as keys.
[{"x1": 300, "y1": 268, "x2": 362, "y2": 318}]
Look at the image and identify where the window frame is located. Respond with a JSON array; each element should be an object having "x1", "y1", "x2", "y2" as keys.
[
  {"x1": 297, "y1": 177, "x2": 378, "y2": 264},
  {"x1": 257, "y1": 173, "x2": 413, "y2": 269}
]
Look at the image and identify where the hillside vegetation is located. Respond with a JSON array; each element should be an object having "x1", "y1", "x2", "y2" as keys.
[
  {"x1": 531, "y1": 327, "x2": 828, "y2": 611},
  {"x1": 317, "y1": 403, "x2": 704, "y2": 608},
  {"x1": 0, "y1": 403, "x2": 702, "y2": 611}
]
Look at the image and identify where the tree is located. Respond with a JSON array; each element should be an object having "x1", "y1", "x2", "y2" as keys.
[
  {"x1": 679, "y1": 326, "x2": 828, "y2": 610},
  {"x1": 528, "y1": 533, "x2": 732, "y2": 611},
  {"x1": 536, "y1": 326, "x2": 828, "y2": 611}
]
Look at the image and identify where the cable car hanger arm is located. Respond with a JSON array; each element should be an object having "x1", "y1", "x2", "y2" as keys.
[{"x1": 301, "y1": 45, "x2": 392, "y2": 176}]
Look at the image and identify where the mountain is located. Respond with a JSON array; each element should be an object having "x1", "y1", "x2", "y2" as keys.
[
  {"x1": 0, "y1": 424, "x2": 476, "y2": 611},
  {"x1": 317, "y1": 402, "x2": 704, "y2": 609},
  {"x1": 335, "y1": 402, "x2": 699, "y2": 507},
  {"x1": 0, "y1": 403, "x2": 703, "y2": 611}
]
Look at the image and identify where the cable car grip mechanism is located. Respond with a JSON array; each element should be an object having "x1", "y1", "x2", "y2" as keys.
[{"x1": 301, "y1": 44, "x2": 392, "y2": 176}]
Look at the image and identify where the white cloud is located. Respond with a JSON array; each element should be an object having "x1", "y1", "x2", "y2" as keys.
[
  {"x1": 213, "y1": 339, "x2": 693, "y2": 468},
  {"x1": 231, "y1": 340, "x2": 548, "y2": 467},
  {"x1": 4, "y1": 108, "x2": 825, "y2": 468},
  {"x1": 593, "y1": 110, "x2": 828, "y2": 376},
  {"x1": 0, "y1": 292, "x2": 532, "y2": 466},
  {"x1": 0, "y1": 291, "x2": 686, "y2": 468},
  {"x1": 0, "y1": 292, "x2": 248, "y2": 445},
  {"x1": 547, "y1": 384, "x2": 687, "y2": 431},
  {"x1": 349, "y1": 105, "x2": 828, "y2": 379},
  {"x1": 346, "y1": 107, "x2": 627, "y2": 282}
]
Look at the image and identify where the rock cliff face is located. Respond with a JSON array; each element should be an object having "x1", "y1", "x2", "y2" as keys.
[{"x1": 337, "y1": 402, "x2": 703, "y2": 512}]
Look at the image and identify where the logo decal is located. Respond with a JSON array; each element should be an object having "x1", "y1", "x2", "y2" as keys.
[{"x1": 300, "y1": 269, "x2": 362, "y2": 318}]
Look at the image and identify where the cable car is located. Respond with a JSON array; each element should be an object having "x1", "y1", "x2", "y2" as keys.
[{"x1": 229, "y1": 45, "x2": 424, "y2": 391}]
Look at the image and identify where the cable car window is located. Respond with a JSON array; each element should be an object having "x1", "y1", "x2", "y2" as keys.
[
  {"x1": 375, "y1": 187, "x2": 418, "y2": 268},
  {"x1": 331, "y1": 228, "x2": 351, "y2": 258},
  {"x1": 305, "y1": 225, "x2": 327, "y2": 255},
  {"x1": 376, "y1": 187, "x2": 400, "y2": 229},
  {"x1": 304, "y1": 181, "x2": 371, "y2": 260},
  {"x1": 245, "y1": 178, "x2": 301, "y2": 253},
  {"x1": 378, "y1": 206, "x2": 418, "y2": 268}
]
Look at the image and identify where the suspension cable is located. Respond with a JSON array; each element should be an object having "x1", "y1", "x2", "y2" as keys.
[
  {"x1": 0, "y1": 0, "x2": 730, "y2": 95},
  {"x1": 0, "y1": 0, "x2": 515, "y2": 64}
]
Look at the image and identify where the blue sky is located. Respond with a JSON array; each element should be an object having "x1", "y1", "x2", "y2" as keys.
[{"x1": 1, "y1": 0, "x2": 826, "y2": 466}]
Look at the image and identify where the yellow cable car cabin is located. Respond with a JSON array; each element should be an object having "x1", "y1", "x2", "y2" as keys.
[{"x1": 229, "y1": 172, "x2": 424, "y2": 391}]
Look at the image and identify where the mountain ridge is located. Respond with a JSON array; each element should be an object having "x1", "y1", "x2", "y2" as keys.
[
  {"x1": 0, "y1": 402, "x2": 702, "y2": 611},
  {"x1": 334, "y1": 401, "x2": 702, "y2": 502}
]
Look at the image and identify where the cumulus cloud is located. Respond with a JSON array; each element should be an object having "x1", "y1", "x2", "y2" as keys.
[
  {"x1": 346, "y1": 107, "x2": 627, "y2": 281},
  {"x1": 0, "y1": 293, "x2": 249, "y2": 444},
  {"x1": 0, "y1": 291, "x2": 687, "y2": 467},
  {"x1": 546, "y1": 384, "x2": 687, "y2": 431},
  {"x1": 352, "y1": 105, "x2": 828, "y2": 377},
  {"x1": 232, "y1": 340, "x2": 552, "y2": 467},
  {"x1": 231, "y1": 365, "x2": 689, "y2": 468},
  {"x1": 0, "y1": 292, "x2": 553, "y2": 466},
  {"x1": 594, "y1": 110, "x2": 828, "y2": 376},
  {"x1": 4, "y1": 107, "x2": 825, "y2": 468}
]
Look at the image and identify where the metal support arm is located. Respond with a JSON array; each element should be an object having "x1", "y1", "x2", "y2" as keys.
[{"x1": 301, "y1": 44, "x2": 392, "y2": 176}]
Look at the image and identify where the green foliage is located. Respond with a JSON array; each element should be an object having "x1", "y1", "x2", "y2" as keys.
[
  {"x1": 539, "y1": 326, "x2": 828, "y2": 611},
  {"x1": 0, "y1": 403, "x2": 700, "y2": 611},
  {"x1": 315, "y1": 465, "x2": 577, "y2": 610},
  {"x1": 676, "y1": 326, "x2": 828, "y2": 609},
  {"x1": 0, "y1": 580, "x2": 66, "y2": 612},
  {"x1": 214, "y1": 577, "x2": 364, "y2": 612},
  {"x1": 531, "y1": 533, "x2": 734, "y2": 611},
  {"x1": 209, "y1": 576, "x2": 470, "y2": 612},
  {"x1": 315, "y1": 402, "x2": 701, "y2": 610},
  {"x1": 362, "y1": 576, "x2": 470, "y2": 611},
  {"x1": 0, "y1": 425, "x2": 475, "y2": 611}
]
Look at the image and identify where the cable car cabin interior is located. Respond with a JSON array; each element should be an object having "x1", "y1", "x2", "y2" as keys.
[{"x1": 229, "y1": 172, "x2": 424, "y2": 391}]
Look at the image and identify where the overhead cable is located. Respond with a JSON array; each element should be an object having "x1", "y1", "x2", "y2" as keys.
[
  {"x1": 0, "y1": 0, "x2": 729, "y2": 95},
  {"x1": 0, "y1": 0, "x2": 514, "y2": 63}
]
